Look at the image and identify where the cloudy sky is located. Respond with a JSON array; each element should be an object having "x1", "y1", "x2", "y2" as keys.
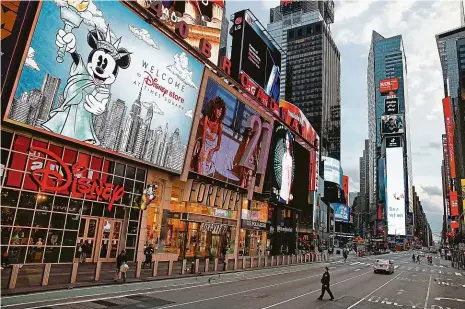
[{"x1": 226, "y1": 0, "x2": 462, "y2": 238}]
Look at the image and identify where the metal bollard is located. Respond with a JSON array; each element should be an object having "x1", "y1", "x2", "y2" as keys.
[
  {"x1": 205, "y1": 258, "x2": 209, "y2": 272},
  {"x1": 95, "y1": 261, "x2": 102, "y2": 281},
  {"x1": 182, "y1": 259, "x2": 187, "y2": 275},
  {"x1": 136, "y1": 261, "x2": 142, "y2": 278},
  {"x1": 152, "y1": 260, "x2": 158, "y2": 277},
  {"x1": 70, "y1": 262, "x2": 78, "y2": 284},
  {"x1": 9, "y1": 264, "x2": 20, "y2": 290},
  {"x1": 168, "y1": 260, "x2": 174, "y2": 276},
  {"x1": 214, "y1": 258, "x2": 219, "y2": 272},
  {"x1": 42, "y1": 263, "x2": 52, "y2": 286}
]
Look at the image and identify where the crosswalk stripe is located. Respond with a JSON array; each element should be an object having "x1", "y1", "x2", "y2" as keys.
[
  {"x1": 394, "y1": 265, "x2": 399, "y2": 269},
  {"x1": 455, "y1": 272, "x2": 462, "y2": 276},
  {"x1": 354, "y1": 268, "x2": 361, "y2": 272},
  {"x1": 350, "y1": 262, "x2": 359, "y2": 266},
  {"x1": 422, "y1": 269, "x2": 426, "y2": 272}
]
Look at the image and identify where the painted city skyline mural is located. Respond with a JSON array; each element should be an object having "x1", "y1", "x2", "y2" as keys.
[{"x1": 7, "y1": 0, "x2": 204, "y2": 174}]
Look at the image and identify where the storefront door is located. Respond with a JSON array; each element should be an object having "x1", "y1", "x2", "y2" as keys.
[
  {"x1": 98, "y1": 219, "x2": 122, "y2": 262},
  {"x1": 76, "y1": 217, "x2": 98, "y2": 262}
]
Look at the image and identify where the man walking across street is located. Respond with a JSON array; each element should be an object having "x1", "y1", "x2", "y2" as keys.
[{"x1": 318, "y1": 267, "x2": 334, "y2": 301}]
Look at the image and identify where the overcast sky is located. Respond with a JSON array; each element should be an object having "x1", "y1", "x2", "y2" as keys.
[{"x1": 226, "y1": 0, "x2": 462, "y2": 238}]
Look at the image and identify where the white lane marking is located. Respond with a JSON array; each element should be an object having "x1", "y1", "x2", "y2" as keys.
[
  {"x1": 456, "y1": 272, "x2": 462, "y2": 276},
  {"x1": 394, "y1": 265, "x2": 399, "y2": 269},
  {"x1": 354, "y1": 269, "x2": 361, "y2": 272},
  {"x1": 434, "y1": 297, "x2": 465, "y2": 302},
  {"x1": 257, "y1": 270, "x2": 373, "y2": 309},
  {"x1": 2, "y1": 265, "x2": 320, "y2": 308},
  {"x1": 424, "y1": 274, "x2": 432, "y2": 309},
  {"x1": 350, "y1": 262, "x2": 359, "y2": 266},
  {"x1": 5, "y1": 265, "x2": 336, "y2": 309},
  {"x1": 346, "y1": 271, "x2": 404, "y2": 309}
]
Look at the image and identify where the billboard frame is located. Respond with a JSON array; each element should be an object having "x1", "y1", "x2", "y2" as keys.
[
  {"x1": 2, "y1": 0, "x2": 208, "y2": 176},
  {"x1": 181, "y1": 69, "x2": 274, "y2": 195}
]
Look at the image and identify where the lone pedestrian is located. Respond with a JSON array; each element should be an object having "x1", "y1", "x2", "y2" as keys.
[
  {"x1": 412, "y1": 253, "x2": 415, "y2": 263},
  {"x1": 416, "y1": 255, "x2": 420, "y2": 264},
  {"x1": 79, "y1": 241, "x2": 87, "y2": 264},
  {"x1": 143, "y1": 244, "x2": 154, "y2": 269},
  {"x1": 343, "y1": 249, "x2": 348, "y2": 262},
  {"x1": 317, "y1": 267, "x2": 334, "y2": 301}
]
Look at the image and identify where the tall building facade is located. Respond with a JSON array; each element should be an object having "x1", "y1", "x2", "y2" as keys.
[
  {"x1": 367, "y1": 31, "x2": 413, "y2": 237},
  {"x1": 436, "y1": 26, "x2": 465, "y2": 235},
  {"x1": 267, "y1": 1, "x2": 340, "y2": 160},
  {"x1": 358, "y1": 139, "x2": 370, "y2": 236}
]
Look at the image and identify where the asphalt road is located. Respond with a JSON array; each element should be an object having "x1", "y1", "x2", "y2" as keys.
[{"x1": 3, "y1": 252, "x2": 465, "y2": 309}]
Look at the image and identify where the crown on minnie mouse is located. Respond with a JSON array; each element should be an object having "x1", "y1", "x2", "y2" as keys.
[{"x1": 91, "y1": 24, "x2": 131, "y2": 60}]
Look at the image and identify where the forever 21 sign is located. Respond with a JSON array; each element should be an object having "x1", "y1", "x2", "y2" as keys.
[{"x1": 183, "y1": 179, "x2": 244, "y2": 211}]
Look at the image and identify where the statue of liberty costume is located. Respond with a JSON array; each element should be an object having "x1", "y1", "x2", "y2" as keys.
[{"x1": 42, "y1": 55, "x2": 103, "y2": 146}]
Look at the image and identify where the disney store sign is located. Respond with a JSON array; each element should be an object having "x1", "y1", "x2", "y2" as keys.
[{"x1": 29, "y1": 147, "x2": 124, "y2": 211}]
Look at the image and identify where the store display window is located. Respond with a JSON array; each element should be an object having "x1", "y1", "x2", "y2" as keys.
[{"x1": 0, "y1": 130, "x2": 146, "y2": 264}]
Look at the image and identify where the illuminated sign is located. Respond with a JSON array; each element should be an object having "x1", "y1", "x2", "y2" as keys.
[
  {"x1": 182, "y1": 179, "x2": 244, "y2": 211},
  {"x1": 29, "y1": 147, "x2": 124, "y2": 211},
  {"x1": 443, "y1": 97, "x2": 456, "y2": 178},
  {"x1": 379, "y1": 78, "x2": 399, "y2": 93},
  {"x1": 386, "y1": 146, "x2": 406, "y2": 236}
]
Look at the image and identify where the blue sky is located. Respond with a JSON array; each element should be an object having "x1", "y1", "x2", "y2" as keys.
[{"x1": 226, "y1": 0, "x2": 463, "y2": 238}]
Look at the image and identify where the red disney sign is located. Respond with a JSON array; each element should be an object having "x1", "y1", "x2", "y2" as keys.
[{"x1": 30, "y1": 147, "x2": 124, "y2": 211}]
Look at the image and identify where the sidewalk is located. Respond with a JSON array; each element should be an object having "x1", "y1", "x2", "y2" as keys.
[{"x1": 1, "y1": 254, "x2": 346, "y2": 296}]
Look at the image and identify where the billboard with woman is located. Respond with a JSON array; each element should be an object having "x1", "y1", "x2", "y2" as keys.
[{"x1": 189, "y1": 76, "x2": 273, "y2": 190}]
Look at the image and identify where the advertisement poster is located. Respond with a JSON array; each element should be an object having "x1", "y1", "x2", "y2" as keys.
[
  {"x1": 381, "y1": 114, "x2": 404, "y2": 135},
  {"x1": 450, "y1": 191, "x2": 459, "y2": 217},
  {"x1": 332, "y1": 203, "x2": 350, "y2": 223},
  {"x1": 279, "y1": 100, "x2": 319, "y2": 191},
  {"x1": 5, "y1": 1, "x2": 204, "y2": 174},
  {"x1": 241, "y1": 201, "x2": 268, "y2": 231},
  {"x1": 379, "y1": 78, "x2": 399, "y2": 93},
  {"x1": 266, "y1": 124, "x2": 309, "y2": 206},
  {"x1": 190, "y1": 77, "x2": 272, "y2": 189},
  {"x1": 136, "y1": 0, "x2": 225, "y2": 65},
  {"x1": 386, "y1": 136, "x2": 401, "y2": 148},
  {"x1": 385, "y1": 97, "x2": 399, "y2": 114},
  {"x1": 322, "y1": 156, "x2": 341, "y2": 185},
  {"x1": 386, "y1": 146, "x2": 406, "y2": 236},
  {"x1": 230, "y1": 10, "x2": 281, "y2": 102},
  {"x1": 1, "y1": 1, "x2": 40, "y2": 117},
  {"x1": 443, "y1": 97, "x2": 456, "y2": 178}
]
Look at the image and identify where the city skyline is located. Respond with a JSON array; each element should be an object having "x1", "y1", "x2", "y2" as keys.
[{"x1": 9, "y1": 72, "x2": 187, "y2": 173}]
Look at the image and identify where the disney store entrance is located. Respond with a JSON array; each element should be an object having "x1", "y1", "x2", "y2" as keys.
[{"x1": 75, "y1": 217, "x2": 123, "y2": 263}]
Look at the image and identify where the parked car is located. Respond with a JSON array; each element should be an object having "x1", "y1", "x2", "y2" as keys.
[{"x1": 374, "y1": 259, "x2": 394, "y2": 274}]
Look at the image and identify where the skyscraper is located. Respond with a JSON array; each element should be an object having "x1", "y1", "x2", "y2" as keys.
[
  {"x1": 367, "y1": 31, "x2": 413, "y2": 237},
  {"x1": 103, "y1": 99, "x2": 127, "y2": 151},
  {"x1": 120, "y1": 86, "x2": 143, "y2": 155},
  {"x1": 9, "y1": 89, "x2": 45, "y2": 125},
  {"x1": 267, "y1": 1, "x2": 340, "y2": 160},
  {"x1": 436, "y1": 26, "x2": 465, "y2": 228},
  {"x1": 165, "y1": 128, "x2": 184, "y2": 171},
  {"x1": 38, "y1": 73, "x2": 61, "y2": 125}
]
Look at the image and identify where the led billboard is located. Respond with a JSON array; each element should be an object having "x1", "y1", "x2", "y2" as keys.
[
  {"x1": 332, "y1": 203, "x2": 350, "y2": 223},
  {"x1": 322, "y1": 156, "x2": 341, "y2": 185},
  {"x1": 379, "y1": 78, "x2": 399, "y2": 93},
  {"x1": 443, "y1": 97, "x2": 456, "y2": 178},
  {"x1": 386, "y1": 136, "x2": 401, "y2": 148},
  {"x1": 385, "y1": 98, "x2": 399, "y2": 114},
  {"x1": 266, "y1": 124, "x2": 309, "y2": 206},
  {"x1": 137, "y1": 0, "x2": 225, "y2": 65},
  {"x1": 189, "y1": 77, "x2": 272, "y2": 189},
  {"x1": 5, "y1": 1, "x2": 204, "y2": 174},
  {"x1": 230, "y1": 10, "x2": 281, "y2": 103},
  {"x1": 386, "y1": 146, "x2": 406, "y2": 236},
  {"x1": 381, "y1": 114, "x2": 404, "y2": 135}
]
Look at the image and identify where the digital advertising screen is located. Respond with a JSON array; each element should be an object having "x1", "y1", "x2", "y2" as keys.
[
  {"x1": 266, "y1": 124, "x2": 309, "y2": 207},
  {"x1": 386, "y1": 146, "x2": 406, "y2": 236},
  {"x1": 137, "y1": 0, "x2": 225, "y2": 65},
  {"x1": 5, "y1": 1, "x2": 204, "y2": 174},
  {"x1": 385, "y1": 97, "x2": 399, "y2": 114},
  {"x1": 381, "y1": 114, "x2": 404, "y2": 135},
  {"x1": 230, "y1": 10, "x2": 281, "y2": 103},
  {"x1": 332, "y1": 203, "x2": 350, "y2": 223},
  {"x1": 189, "y1": 77, "x2": 272, "y2": 189},
  {"x1": 379, "y1": 78, "x2": 399, "y2": 93},
  {"x1": 322, "y1": 156, "x2": 341, "y2": 185},
  {"x1": 386, "y1": 136, "x2": 401, "y2": 148}
]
